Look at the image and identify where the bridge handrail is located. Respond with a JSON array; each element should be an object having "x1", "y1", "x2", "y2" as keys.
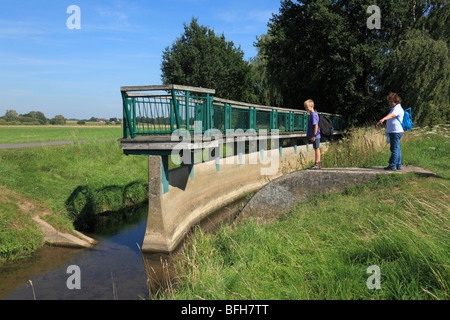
[{"x1": 121, "y1": 85, "x2": 344, "y2": 139}]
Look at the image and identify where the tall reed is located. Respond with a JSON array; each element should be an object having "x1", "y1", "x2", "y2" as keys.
[{"x1": 322, "y1": 126, "x2": 388, "y2": 168}]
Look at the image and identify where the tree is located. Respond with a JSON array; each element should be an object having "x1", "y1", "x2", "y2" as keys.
[
  {"x1": 50, "y1": 115, "x2": 66, "y2": 125},
  {"x1": 256, "y1": 0, "x2": 390, "y2": 123},
  {"x1": 161, "y1": 18, "x2": 259, "y2": 103},
  {"x1": 21, "y1": 111, "x2": 48, "y2": 125},
  {"x1": 3, "y1": 109, "x2": 18, "y2": 121},
  {"x1": 251, "y1": 34, "x2": 283, "y2": 107},
  {"x1": 381, "y1": 29, "x2": 449, "y2": 126},
  {"x1": 255, "y1": 0, "x2": 448, "y2": 126}
]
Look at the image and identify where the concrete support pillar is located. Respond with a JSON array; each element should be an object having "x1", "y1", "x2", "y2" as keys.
[{"x1": 143, "y1": 155, "x2": 170, "y2": 252}]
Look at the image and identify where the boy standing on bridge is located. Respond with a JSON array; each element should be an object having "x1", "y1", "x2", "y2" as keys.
[{"x1": 304, "y1": 99, "x2": 321, "y2": 169}]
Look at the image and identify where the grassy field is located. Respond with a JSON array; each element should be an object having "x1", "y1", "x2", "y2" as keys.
[
  {"x1": 0, "y1": 125, "x2": 122, "y2": 144},
  {"x1": 0, "y1": 127, "x2": 149, "y2": 263},
  {"x1": 0, "y1": 125, "x2": 448, "y2": 300},
  {"x1": 159, "y1": 125, "x2": 449, "y2": 300}
]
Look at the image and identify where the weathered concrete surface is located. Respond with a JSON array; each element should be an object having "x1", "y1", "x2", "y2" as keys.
[
  {"x1": 141, "y1": 144, "x2": 320, "y2": 253},
  {"x1": 238, "y1": 166, "x2": 436, "y2": 224},
  {"x1": 32, "y1": 216, "x2": 97, "y2": 248}
]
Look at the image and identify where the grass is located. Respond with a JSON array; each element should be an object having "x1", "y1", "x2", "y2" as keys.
[
  {"x1": 0, "y1": 187, "x2": 44, "y2": 261},
  {"x1": 157, "y1": 125, "x2": 449, "y2": 300},
  {"x1": 0, "y1": 125, "x2": 122, "y2": 144},
  {"x1": 0, "y1": 126, "x2": 186, "y2": 263},
  {"x1": 0, "y1": 140, "x2": 148, "y2": 214},
  {"x1": 1, "y1": 124, "x2": 448, "y2": 298},
  {"x1": 0, "y1": 139, "x2": 148, "y2": 263}
]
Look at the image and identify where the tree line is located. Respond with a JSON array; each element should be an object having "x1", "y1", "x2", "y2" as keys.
[
  {"x1": 161, "y1": 1, "x2": 449, "y2": 127},
  {"x1": 0, "y1": 110, "x2": 66, "y2": 125},
  {"x1": 0, "y1": 110, "x2": 122, "y2": 125}
]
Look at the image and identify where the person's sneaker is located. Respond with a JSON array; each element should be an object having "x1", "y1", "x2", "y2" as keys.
[
  {"x1": 396, "y1": 167, "x2": 402, "y2": 171},
  {"x1": 384, "y1": 166, "x2": 396, "y2": 171}
]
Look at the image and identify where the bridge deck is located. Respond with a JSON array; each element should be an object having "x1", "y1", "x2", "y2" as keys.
[{"x1": 119, "y1": 130, "x2": 344, "y2": 155}]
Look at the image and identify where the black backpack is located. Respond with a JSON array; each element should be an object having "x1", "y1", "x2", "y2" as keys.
[{"x1": 318, "y1": 114, "x2": 333, "y2": 138}]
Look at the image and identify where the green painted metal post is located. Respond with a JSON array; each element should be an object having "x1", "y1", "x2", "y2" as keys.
[
  {"x1": 132, "y1": 98, "x2": 137, "y2": 138},
  {"x1": 271, "y1": 110, "x2": 278, "y2": 131},
  {"x1": 170, "y1": 96, "x2": 175, "y2": 132},
  {"x1": 289, "y1": 111, "x2": 295, "y2": 132},
  {"x1": 121, "y1": 93, "x2": 131, "y2": 139},
  {"x1": 185, "y1": 90, "x2": 190, "y2": 131},
  {"x1": 209, "y1": 93, "x2": 214, "y2": 133},
  {"x1": 304, "y1": 113, "x2": 308, "y2": 131},
  {"x1": 171, "y1": 89, "x2": 181, "y2": 130},
  {"x1": 195, "y1": 103, "x2": 203, "y2": 133},
  {"x1": 249, "y1": 107, "x2": 256, "y2": 131},
  {"x1": 225, "y1": 103, "x2": 232, "y2": 131}
]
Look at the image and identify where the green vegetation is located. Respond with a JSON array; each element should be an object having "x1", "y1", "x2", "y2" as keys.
[
  {"x1": 0, "y1": 126, "x2": 122, "y2": 144},
  {"x1": 1, "y1": 125, "x2": 448, "y2": 300},
  {"x1": 0, "y1": 140, "x2": 147, "y2": 214},
  {"x1": 255, "y1": 1, "x2": 449, "y2": 126},
  {"x1": 161, "y1": 18, "x2": 260, "y2": 103},
  {"x1": 168, "y1": 173, "x2": 448, "y2": 300},
  {"x1": 0, "y1": 109, "x2": 123, "y2": 127},
  {"x1": 0, "y1": 136, "x2": 148, "y2": 264},
  {"x1": 0, "y1": 190, "x2": 44, "y2": 261},
  {"x1": 160, "y1": 126, "x2": 449, "y2": 300}
]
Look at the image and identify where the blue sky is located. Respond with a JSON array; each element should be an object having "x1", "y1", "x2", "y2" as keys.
[{"x1": 0, "y1": 0, "x2": 281, "y2": 119}]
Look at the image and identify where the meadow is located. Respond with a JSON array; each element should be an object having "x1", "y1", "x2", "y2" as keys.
[
  {"x1": 0, "y1": 125, "x2": 122, "y2": 144},
  {"x1": 160, "y1": 125, "x2": 449, "y2": 300},
  {"x1": 0, "y1": 126, "x2": 148, "y2": 262},
  {"x1": 1, "y1": 125, "x2": 448, "y2": 300}
]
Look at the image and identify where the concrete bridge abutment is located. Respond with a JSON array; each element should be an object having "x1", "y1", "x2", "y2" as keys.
[{"x1": 141, "y1": 143, "x2": 321, "y2": 253}]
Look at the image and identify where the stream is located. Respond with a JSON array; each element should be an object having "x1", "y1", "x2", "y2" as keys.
[
  {"x1": 0, "y1": 196, "x2": 247, "y2": 300},
  {"x1": 0, "y1": 205, "x2": 164, "y2": 300}
]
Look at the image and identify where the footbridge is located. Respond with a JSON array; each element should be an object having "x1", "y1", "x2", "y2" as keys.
[{"x1": 119, "y1": 85, "x2": 346, "y2": 252}]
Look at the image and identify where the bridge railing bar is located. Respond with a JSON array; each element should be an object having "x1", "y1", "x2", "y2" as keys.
[{"x1": 121, "y1": 85, "x2": 344, "y2": 139}]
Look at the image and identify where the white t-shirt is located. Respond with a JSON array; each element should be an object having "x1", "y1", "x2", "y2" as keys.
[{"x1": 386, "y1": 104, "x2": 404, "y2": 133}]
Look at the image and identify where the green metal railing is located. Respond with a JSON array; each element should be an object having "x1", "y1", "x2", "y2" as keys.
[{"x1": 121, "y1": 85, "x2": 344, "y2": 139}]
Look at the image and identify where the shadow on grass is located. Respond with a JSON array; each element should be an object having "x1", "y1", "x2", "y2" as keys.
[{"x1": 65, "y1": 180, "x2": 148, "y2": 232}]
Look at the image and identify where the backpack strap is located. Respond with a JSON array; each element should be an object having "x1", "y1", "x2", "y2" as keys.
[{"x1": 396, "y1": 106, "x2": 405, "y2": 125}]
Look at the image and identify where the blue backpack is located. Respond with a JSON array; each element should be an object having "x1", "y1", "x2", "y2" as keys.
[{"x1": 397, "y1": 108, "x2": 413, "y2": 131}]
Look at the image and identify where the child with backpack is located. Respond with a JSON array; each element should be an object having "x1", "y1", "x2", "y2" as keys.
[
  {"x1": 377, "y1": 92, "x2": 406, "y2": 171},
  {"x1": 304, "y1": 99, "x2": 321, "y2": 170}
]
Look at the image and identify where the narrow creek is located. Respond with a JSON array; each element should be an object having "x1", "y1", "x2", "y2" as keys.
[
  {"x1": 0, "y1": 196, "x2": 248, "y2": 300},
  {"x1": 0, "y1": 205, "x2": 157, "y2": 300}
]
